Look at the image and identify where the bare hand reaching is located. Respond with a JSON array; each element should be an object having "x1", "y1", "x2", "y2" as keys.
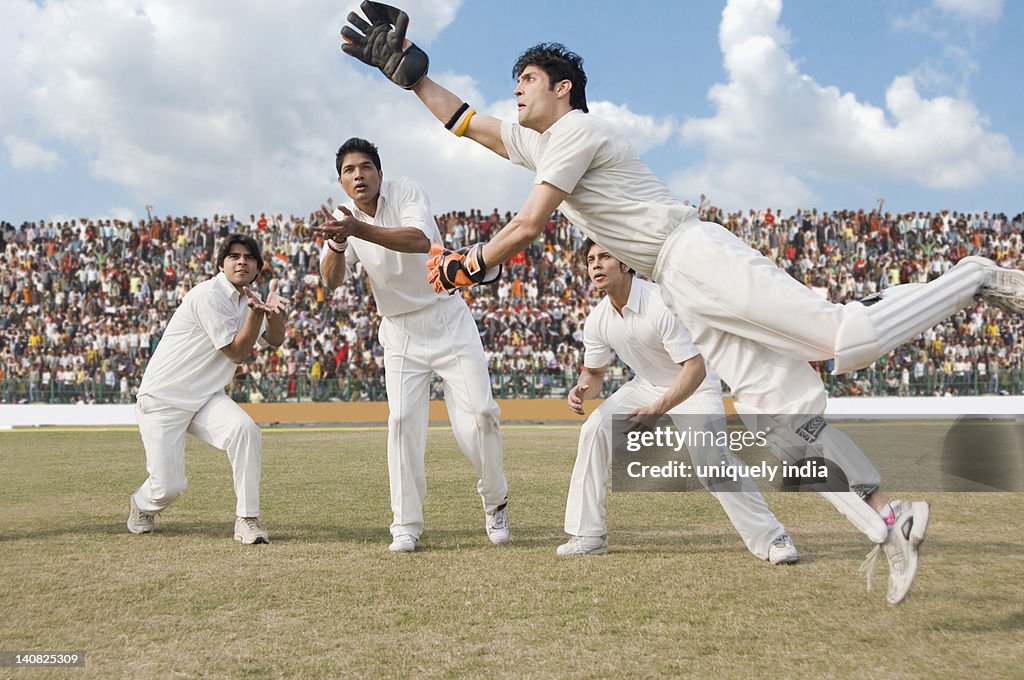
[
  {"x1": 244, "y1": 280, "x2": 289, "y2": 316},
  {"x1": 567, "y1": 377, "x2": 590, "y2": 415},
  {"x1": 312, "y1": 203, "x2": 359, "y2": 246},
  {"x1": 624, "y1": 404, "x2": 664, "y2": 434}
]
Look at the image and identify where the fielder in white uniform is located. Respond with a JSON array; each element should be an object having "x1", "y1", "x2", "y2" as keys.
[
  {"x1": 560, "y1": 241, "x2": 799, "y2": 564},
  {"x1": 315, "y1": 137, "x2": 509, "y2": 553},
  {"x1": 127, "y1": 234, "x2": 289, "y2": 544},
  {"x1": 340, "y1": 13, "x2": 1024, "y2": 603}
]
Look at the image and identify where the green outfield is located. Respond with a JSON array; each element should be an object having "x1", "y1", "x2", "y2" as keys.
[{"x1": 1, "y1": 426, "x2": 1021, "y2": 679}]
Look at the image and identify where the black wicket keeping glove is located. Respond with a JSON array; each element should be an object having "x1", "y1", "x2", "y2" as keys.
[{"x1": 341, "y1": 1, "x2": 429, "y2": 89}]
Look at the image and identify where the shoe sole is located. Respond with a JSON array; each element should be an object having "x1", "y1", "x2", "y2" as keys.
[
  {"x1": 127, "y1": 525, "x2": 153, "y2": 534},
  {"x1": 910, "y1": 502, "x2": 930, "y2": 546},
  {"x1": 981, "y1": 267, "x2": 1024, "y2": 313},
  {"x1": 888, "y1": 502, "x2": 930, "y2": 605},
  {"x1": 234, "y1": 534, "x2": 269, "y2": 545},
  {"x1": 388, "y1": 540, "x2": 417, "y2": 552},
  {"x1": 769, "y1": 554, "x2": 800, "y2": 565},
  {"x1": 556, "y1": 546, "x2": 609, "y2": 556}
]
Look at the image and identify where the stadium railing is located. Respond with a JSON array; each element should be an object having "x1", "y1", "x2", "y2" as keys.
[{"x1": 3, "y1": 368, "x2": 1022, "y2": 405}]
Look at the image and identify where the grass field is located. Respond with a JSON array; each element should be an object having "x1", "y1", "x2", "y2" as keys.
[{"x1": 1, "y1": 425, "x2": 1022, "y2": 679}]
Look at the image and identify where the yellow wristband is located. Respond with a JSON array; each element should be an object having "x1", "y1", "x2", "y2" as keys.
[{"x1": 453, "y1": 109, "x2": 476, "y2": 138}]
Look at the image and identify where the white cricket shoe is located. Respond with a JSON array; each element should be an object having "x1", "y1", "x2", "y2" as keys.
[
  {"x1": 127, "y1": 497, "x2": 156, "y2": 534},
  {"x1": 556, "y1": 535, "x2": 609, "y2": 556},
  {"x1": 971, "y1": 256, "x2": 1024, "y2": 313},
  {"x1": 768, "y1": 532, "x2": 800, "y2": 565},
  {"x1": 485, "y1": 504, "x2": 510, "y2": 545},
  {"x1": 234, "y1": 516, "x2": 270, "y2": 545},
  {"x1": 388, "y1": 534, "x2": 417, "y2": 552},
  {"x1": 859, "y1": 500, "x2": 929, "y2": 605}
]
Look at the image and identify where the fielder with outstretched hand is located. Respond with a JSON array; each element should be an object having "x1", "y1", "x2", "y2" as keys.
[
  {"x1": 127, "y1": 234, "x2": 289, "y2": 545},
  {"x1": 312, "y1": 137, "x2": 510, "y2": 553}
]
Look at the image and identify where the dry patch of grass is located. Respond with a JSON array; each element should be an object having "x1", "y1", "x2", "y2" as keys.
[{"x1": 1, "y1": 427, "x2": 1021, "y2": 678}]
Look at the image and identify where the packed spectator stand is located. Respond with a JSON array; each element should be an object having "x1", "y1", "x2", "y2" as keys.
[{"x1": 2, "y1": 201, "x2": 1023, "y2": 405}]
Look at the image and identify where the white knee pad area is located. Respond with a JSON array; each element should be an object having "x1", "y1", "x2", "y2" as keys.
[{"x1": 761, "y1": 414, "x2": 887, "y2": 542}]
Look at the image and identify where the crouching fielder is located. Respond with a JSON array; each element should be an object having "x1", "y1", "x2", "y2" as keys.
[
  {"x1": 127, "y1": 234, "x2": 289, "y2": 544},
  {"x1": 561, "y1": 241, "x2": 798, "y2": 564}
]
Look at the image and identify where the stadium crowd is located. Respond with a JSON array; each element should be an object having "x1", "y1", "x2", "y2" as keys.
[{"x1": 2, "y1": 200, "x2": 1023, "y2": 405}]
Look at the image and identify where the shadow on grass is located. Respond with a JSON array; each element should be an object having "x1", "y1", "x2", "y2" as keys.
[
  {"x1": 400, "y1": 525, "x2": 564, "y2": 550},
  {"x1": 4, "y1": 522, "x2": 1017, "y2": 567},
  {"x1": 269, "y1": 523, "x2": 386, "y2": 543},
  {"x1": 602, "y1": 530, "x2": 819, "y2": 563},
  {"x1": 920, "y1": 536, "x2": 1024, "y2": 556},
  {"x1": 0, "y1": 517, "x2": 563, "y2": 546},
  {"x1": 0, "y1": 521, "x2": 146, "y2": 542},
  {"x1": 930, "y1": 610, "x2": 1024, "y2": 633},
  {"x1": 0, "y1": 520, "x2": 384, "y2": 543}
]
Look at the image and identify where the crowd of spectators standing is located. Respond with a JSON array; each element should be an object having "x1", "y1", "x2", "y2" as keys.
[{"x1": 2, "y1": 199, "x2": 1023, "y2": 405}]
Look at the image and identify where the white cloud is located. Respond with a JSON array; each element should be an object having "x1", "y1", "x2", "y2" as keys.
[
  {"x1": 482, "y1": 96, "x2": 673, "y2": 155},
  {"x1": 908, "y1": 46, "x2": 978, "y2": 99},
  {"x1": 0, "y1": 0, "x2": 529, "y2": 219},
  {"x1": 669, "y1": 160, "x2": 816, "y2": 211},
  {"x1": 0, "y1": 1, "x2": 678, "y2": 221},
  {"x1": 11, "y1": 0, "x2": 1009, "y2": 221},
  {"x1": 107, "y1": 206, "x2": 142, "y2": 223},
  {"x1": 588, "y1": 102, "x2": 674, "y2": 154},
  {"x1": 4, "y1": 134, "x2": 60, "y2": 171},
  {"x1": 933, "y1": 0, "x2": 1003, "y2": 23},
  {"x1": 892, "y1": 1, "x2": 1001, "y2": 46},
  {"x1": 673, "y1": 0, "x2": 1018, "y2": 211}
]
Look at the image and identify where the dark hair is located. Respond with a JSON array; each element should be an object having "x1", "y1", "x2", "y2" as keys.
[
  {"x1": 336, "y1": 137, "x2": 382, "y2": 176},
  {"x1": 513, "y1": 43, "x2": 588, "y2": 113},
  {"x1": 217, "y1": 234, "x2": 264, "y2": 283},
  {"x1": 583, "y1": 238, "x2": 633, "y2": 275}
]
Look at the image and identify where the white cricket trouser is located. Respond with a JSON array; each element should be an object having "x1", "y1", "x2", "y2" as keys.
[
  {"x1": 564, "y1": 379, "x2": 786, "y2": 559},
  {"x1": 652, "y1": 219, "x2": 992, "y2": 416},
  {"x1": 133, "y1": 392, "x2": 262, "y2": 517},
  {"x1": 379, "y1": 294, "x2": 507, "y2": 539},
  {"x1": 651, "y1": 219, "x2": 990, "y2": 540}
]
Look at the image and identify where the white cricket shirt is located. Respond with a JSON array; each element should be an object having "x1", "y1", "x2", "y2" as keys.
[
  {"x1": 138, "y1": 272, "x2": 262, "y2": 411},
  {"x1": 584, "y1": 277, "x2": 720, "y2": 391},
  {"x1": 501, "y1": 110, "x2": 698, "y2": 277},
  {"x1": 320, "y1": 177, "x2": 447, "y2": 317}
]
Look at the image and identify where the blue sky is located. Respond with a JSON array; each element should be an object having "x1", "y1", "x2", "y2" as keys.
[{"x1": 1, "y1": 0, "x2": 1020, "y2": 224}]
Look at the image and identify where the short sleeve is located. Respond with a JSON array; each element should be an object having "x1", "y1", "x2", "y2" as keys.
[
  {"x1": 393, "y1": 178, "x2": 442, "y2": 242},
  {"x1": 534, "y1": 118, "x2": 603, "y2": 194},
  {"x1": 501, "y1": 120, "x2": 542, "y2": 172},
  {"x1": 582, "y1": 309, "x2": 613, "y2": 369},
  {"x1": 193, "y1": 288, "x2": 242, "y2": 350},
  {"x1": 651, "y1": 293, "x2": 701, "y2": 364}
]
